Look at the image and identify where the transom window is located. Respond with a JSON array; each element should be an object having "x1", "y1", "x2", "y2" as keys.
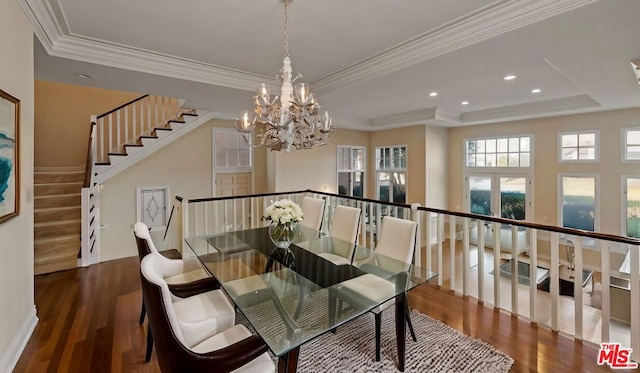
[
  {"x1": 337, "y1": 146, "x2": 365, "y2": 197},
  {"x1": 465, "y1": 136, "x2": 531, "y2": 168},
  {"x1": 214, "y1": 128, "x2": 252, "y2": 170},
  {"x1": 624, "y1": 128, "x2": 640, "y2": 161},
  {"x1": 559, "y1": 131, "x2": 598, "y2": 162}
]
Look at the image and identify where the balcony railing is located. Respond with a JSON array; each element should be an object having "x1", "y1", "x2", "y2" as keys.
[{"x1": 172, "y1": 189, "x2": 640, "y2": 362}]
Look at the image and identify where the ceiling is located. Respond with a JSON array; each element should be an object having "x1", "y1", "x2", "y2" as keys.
[{"x1": 20, "y1": 0, "x2": 640, "y2": 130}]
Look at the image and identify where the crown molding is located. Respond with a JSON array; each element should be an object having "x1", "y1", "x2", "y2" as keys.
[
  {"x1": 460, "y1": 94, "x2": 600, "y2": 123},
  {"x1": 371, "y1": 108, "x2": 438, "y2": 127},
  {"x1": 312, "y1": 0, "x2": 599, "y2": 94},
  {"x1": 631, "y1": 60, "x2": 640, "y2": 85},
  {"x1": 19, "y1": 0, "x2": 274, "y2": 91},
  {"x1": 20, "y1": 0, "x2": 599, "y2": 97}
]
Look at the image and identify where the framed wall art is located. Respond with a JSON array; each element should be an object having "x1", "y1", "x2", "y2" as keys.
[{"x1": 0, "y1": 88, "x2": 19, "y2": 224}]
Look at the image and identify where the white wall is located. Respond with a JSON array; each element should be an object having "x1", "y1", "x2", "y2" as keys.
[{"x1": 0, "y1": 0, "x2": 36, "y2": 371}]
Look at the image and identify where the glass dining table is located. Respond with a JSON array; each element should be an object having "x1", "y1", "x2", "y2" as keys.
[{"x1": 184, "y1": 225, "x2": 437, "y2": 372}]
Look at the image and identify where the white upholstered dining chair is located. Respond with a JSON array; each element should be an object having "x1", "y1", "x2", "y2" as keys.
[
  {"x1": 299, "y1": 196, "x2": 326, "y2": 231},
  {"x1": 140, "y1": 254, "x2": 275, "y2": 373},
  {"x1": 134, "y1": 222, "x2": 231, "y2": 361},
  {"x1": 337, "y1": 215, "x2": 418, "y2": 361},
  {"x1": 317, "y1": 205, "x2": 361, "y2": 265}
]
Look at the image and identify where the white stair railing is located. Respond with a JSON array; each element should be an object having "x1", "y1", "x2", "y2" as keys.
[
  {"x1": 95, "y1": 95, "x2": 183, "y2": 164},
  {"x1": 81, "y1": 94, "x2": 187, "y2": 267}
]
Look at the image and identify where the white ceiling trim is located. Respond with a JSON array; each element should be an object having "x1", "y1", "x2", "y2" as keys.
[
  {"x1": 19, "y1": 0, "x2": 275, "y2": 91},
  {"x1": 460, "y1": 94, "x2": 600, "y2": 123},
  {"x1": 20, "y1": 0, "x2": 600, "y2": 97},
  {"x1": 312, "y1": 0, "x2": 600, "y2": 94},
  {"x1": 371, "y1": 108, "x2": 439, "y2": 127}
]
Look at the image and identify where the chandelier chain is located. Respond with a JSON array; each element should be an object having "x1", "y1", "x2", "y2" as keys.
[{"x1": 283, "y1": 1, "x2": 290, "y2": 58}]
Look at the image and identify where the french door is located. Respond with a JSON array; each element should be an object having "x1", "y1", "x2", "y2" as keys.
[{"x1": 466, "y1": 174, "x2": 530, "y2": 221}]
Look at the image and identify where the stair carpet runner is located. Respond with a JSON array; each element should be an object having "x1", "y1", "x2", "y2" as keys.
[{"x1": 34, "y1": 170, "x2": 83, "y2": 275}]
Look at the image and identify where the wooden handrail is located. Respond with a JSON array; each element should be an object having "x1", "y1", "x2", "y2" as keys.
[
  {"x1": 83, "y1": 122, "x2": 96, "y2": 188},
  {"x1": 96, "y1": 94, "x2": 149, "y2": 119},
  {"x1": 178, "y1": 189, "x2": 640, "y2": 247}
]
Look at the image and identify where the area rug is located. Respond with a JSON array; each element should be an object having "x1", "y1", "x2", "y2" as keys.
[{"x1": 240, "y1": 308, "x2": 514, "y2": 372}]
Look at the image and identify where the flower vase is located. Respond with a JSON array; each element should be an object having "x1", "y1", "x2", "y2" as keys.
[{"x1": 269, "y1": 222, "x2": 297, "y2": 249}]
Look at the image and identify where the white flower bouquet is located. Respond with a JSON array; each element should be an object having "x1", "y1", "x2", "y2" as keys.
[{"x1": 263, "y1": 199, "x2": 304, "y2": 248}]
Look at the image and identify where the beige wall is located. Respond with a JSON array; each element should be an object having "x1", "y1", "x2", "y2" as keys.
[
  {"x1": 370, "y1": 125, "x2": 427, "y2": 205},
  {"x1": 425, "y1": 125, "x2": 448, "y2": 209},
  {"x1": 0, "y1": 0, "x2": 35, "y2": 370},
  {"x1": 101, "y1": 119, "x2": 232, "y2": 261},
  {"x1": 448, "y1": 108, "x2": 640, "y2": 236},
  {"x1": 34, "y1": 80, "x2": 140, "y2": 168},
  {"x1": 272, "y1": 128, "x2": 369, "y2": 194}
]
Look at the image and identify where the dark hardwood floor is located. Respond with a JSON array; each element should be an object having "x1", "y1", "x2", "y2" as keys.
[{"x1": 14, "y1": 254, "x2": 627, "y2": 372}]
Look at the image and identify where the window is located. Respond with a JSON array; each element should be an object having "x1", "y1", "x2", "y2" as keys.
[
  {"x1": 559, "y1": 175, "x2": 597, "y2": 231},
  {"x1": 624, "y1": 177, "x2": 640, "y2": 238},
  {"x1": 467, "y1": 175, "x2": 529, "y2": 220},
  {"x1": 337, "y1": 146, "x2": 365, "y2": 197},
  {"x1": 623, "y1": 128, "x2": 640, "y2": 161},
  {"x1": 559, "y1": 131, "x2": 598, "y2": 161},
  {"x1": 376, "y1": 146, "x2": 406, "y2": 204},
  {"x1": 213, "y1": 128, "x2": 252, "y2": 170},
  {"x1": 136, "y1": 186, "x2": 170, "y2": 232},
  {"x1": 465, "y1": 136, "x2": 531, "y2": 168}
]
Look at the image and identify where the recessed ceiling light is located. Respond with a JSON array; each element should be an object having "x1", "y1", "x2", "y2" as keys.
[
  {"x1": 531, "y1": 88, "x2": 541, "y2": 93},
  {"x1": 461, "y1": 101, "x2": 469, "y2": 105},
  {"x1": 429, "y1": 92, "x2": 438, "y2": 97},
  {"x1": 503, "y1": 75, "x2": 516, "y2": 80},
  {"x1": 76, "y1": 73, "x2": 93, "y2": 79}
]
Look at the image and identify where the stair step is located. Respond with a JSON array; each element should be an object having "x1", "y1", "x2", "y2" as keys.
[
  {"x1": 153, "y1": 127, "x2": 172, "y2": 139},
  {"x1": 35, "y1": 206, "x2": 81, "y2": 223},
  {"x1": 34, "y1": 171, "x2": 84, "y2": 184},
  {"x1": 107, "y1": 153, "x2": 127, "y2": 165},
  {"x1": 34, "y1": 234, "x2": 80, "y2": 275},
  {"x1": 140, "y1": 135, "x2": 158, "y2": 146},
  {"x1": 35, "y1": 219, "x2": 81, "y2": 239},
  {"x1": 34, "y1": 193, "x2": 81, "y2": 209},
  {"x1": 34, "y1": 182, "x2": 83, "y2": 196}
]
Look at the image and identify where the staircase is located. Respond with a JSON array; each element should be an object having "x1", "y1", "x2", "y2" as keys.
[
  {"x1": 34, "y1": 170, "x2": 83, "y2": 275},
  {"x1": 78, "y1": 94, "x2": 216, "y2": 268}
]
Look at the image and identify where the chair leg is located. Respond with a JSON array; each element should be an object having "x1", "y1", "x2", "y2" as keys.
[
  {"x1": 375, "y1": 313, "x2": 382, "y2": 361},
  {"x1": 145, "y1": 324, "x2": 153, "y2": 362},
  {"x1": 406, "y1": 306, "x2": 417, "y2": 342},
  {"x1": 139, "y1": 300, "x2": 146, "y2": 325}
]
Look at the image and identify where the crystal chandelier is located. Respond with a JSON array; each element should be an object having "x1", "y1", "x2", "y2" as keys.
[{"x1": 235, "y1": 0, "x2": 334, "y2": 152}]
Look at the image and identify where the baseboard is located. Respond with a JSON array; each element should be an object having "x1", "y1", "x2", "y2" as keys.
[
  {"x1": 0, "y1": 306, "x2": 38, "y2": 373},
  {"x1": 34, "y1": 166, "x2": 84, "y2": 173}
]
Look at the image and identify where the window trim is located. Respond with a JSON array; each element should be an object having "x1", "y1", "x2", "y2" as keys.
[
  {"x1": 557, "y1": 130, "x2": 599, "y2": 163},
  {"x1": 375, "y1": 145, "x2": 408, "y2": 203},
  {"x1": 336, "y1": 145, "x2": 366, "y2": 197},
  {"x1": 464, "y1": 135, "x2": 533, "y2": 170},
  {"x1": 212, "y1": 127, "x2": 253, "y2": 174},
  {"x1": 622, "y1": 127, "x2": 640, "y2": 162},
  {"x1": 557, "y1": 173, "x2": 600, "y2": 233},
  {"x1": 136, "y1": 185, "x2": 170, "y2": 232},
  {"x1": 622, "y1": 175, "x2": 640, "y2": 238}
]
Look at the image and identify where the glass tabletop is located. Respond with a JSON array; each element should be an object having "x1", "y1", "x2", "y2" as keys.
[{"x1": 184, "y1": 226, "x2": 437, "y2": 357}]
